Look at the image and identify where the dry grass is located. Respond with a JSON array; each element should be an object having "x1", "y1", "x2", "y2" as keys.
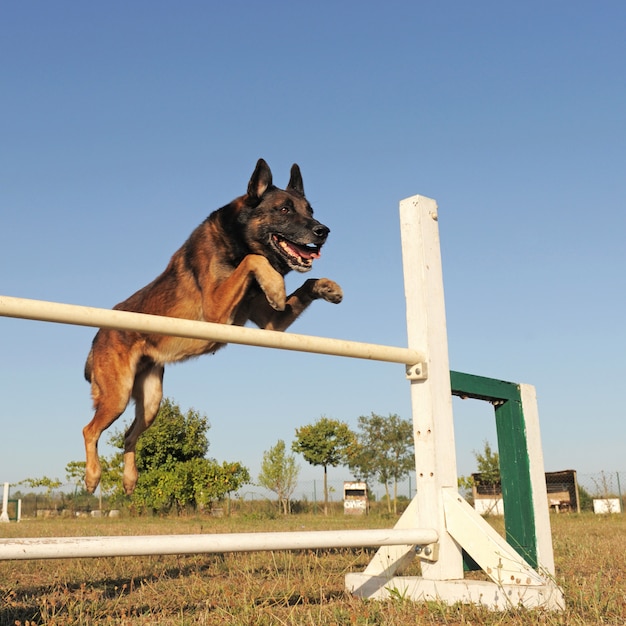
[{"x1": 1, "y1": 512, "x2": 626, "y2": 625}]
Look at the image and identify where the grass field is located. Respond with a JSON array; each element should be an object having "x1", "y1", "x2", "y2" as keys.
[{"x1": 1, "y1": 511, "x2": 625, "y2": 625}]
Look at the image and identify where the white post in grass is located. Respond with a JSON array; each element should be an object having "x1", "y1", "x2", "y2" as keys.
[
  {"x1": 357, "y1": 195, "x2": 463, "y2": 582},
  {"x1": 519, "y1": 383, "x2": 557, "y2": 576},
  {"x1": 400, "y1": 195, "x2": 463, "y2": 580},
  {"x1": 1, "y1": 483, "x2": 10, "y2": 523}
]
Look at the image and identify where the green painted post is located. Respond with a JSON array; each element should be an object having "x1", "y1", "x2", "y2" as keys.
[
  {"x1": 450, "y1": 371, "x2": 539, "y2": 568},
  {"x1": 493, "y1": 397, "x2": 538, "y2": 567}
]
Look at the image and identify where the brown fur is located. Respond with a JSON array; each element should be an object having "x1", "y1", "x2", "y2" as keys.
[{"x1": 83, "y1": 159, "x2": 342, "y2": 494}]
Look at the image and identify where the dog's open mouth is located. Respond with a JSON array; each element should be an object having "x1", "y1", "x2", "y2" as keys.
[{"x1": 271, "y1": 234, "x2": 322, "y2": 271}]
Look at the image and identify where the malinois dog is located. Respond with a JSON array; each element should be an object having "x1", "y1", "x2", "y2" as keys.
[{"x1": 83, "y1": 159, "x2": 342, "y2": 494}]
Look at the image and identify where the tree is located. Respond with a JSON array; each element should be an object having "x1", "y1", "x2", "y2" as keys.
[
  {"x1": 292, "y1": 417, "x2": 355, "y2": 515},
  {"x1": 20, "y1": 476, "x2": 63, "y2": 510},
  {"x1": 20, "y1": 476, "x2": 62, "y2": 493},
  {"x1": 348, "y1": 413, "x2": 414, "y2": 514},
  {"x1": 129, "y1": 457, "x2": 249, "y2": 515},
  {"x1": 258, "y1": 439, "x2": 300, "y2": 514},
  {"x1": 474, "y1": 440, "x2": 500, "y2": 490},
  {"x1": 107, "y1": 397, "x2": 250, "y2": 514},
  {"x1": 65, "y1": 458, "x2": 122, "y2": 511},
  {"x1": 65, "y1": 461, "x2": 87, "y2": 489},
  {"x1": 200, "y1": 461, "x2": 250, "y2": 516},
  {"x1": 458, "y1": 441, "x2": 501, "y2": 501},
  {"x1": 132, "y1": 398, "x2": 210, "y2": 473}
]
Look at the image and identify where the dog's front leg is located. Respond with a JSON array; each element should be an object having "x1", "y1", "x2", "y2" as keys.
[
  {"x1": 250, "y1": 278, "x2": 342, "y2": 331},
  {"x1": 203, "y1": 254, "x2": 287, "y2": 323}
]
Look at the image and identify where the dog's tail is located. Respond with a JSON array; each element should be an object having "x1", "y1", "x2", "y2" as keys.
[{"x1": 84, "y1": 349, "x2": 93, "y2": 382}]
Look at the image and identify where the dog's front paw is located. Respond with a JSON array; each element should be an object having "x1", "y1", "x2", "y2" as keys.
[{"x1": 312, "y1": 278, "x2": 343, "y2": 304}]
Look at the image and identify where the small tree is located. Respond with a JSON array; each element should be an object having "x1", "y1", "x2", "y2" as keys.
[
  {"x1": 184, "y1": 459, "x2": 249, "y2": 515},
  {"x1": 258, "y1": 439, "x2": 300, "y2": 514},
  {"x1": 20, "y1": 476, "x2": 62, "y2": 510},
  {"x1": 107, "y1": 397, "x2": 249, "y2": 514},
  {"x1": 132, "y1": 398, "x2": 210, "y2": 473},
  {"x1": 65, "y1": 458, "x2": 122, "y2": 511},
  {"x1": 458, "y1": 440, "x2": 501, "y2": 502},
  {"x1": 348, "y1": 413, "x2": 414, "y2": 514},
  {"x1": 292, "y1": 417, "x2": 355, "y2": 515},
  {"x1": 474, "y1": 440, "x2": 500, "y2": 492},
  {"x1": 345, "y1": 439, "x2": 376, "y2": 486},
  {"x1": 65, "y1": 460, "x2": 86, "y2": 489}
]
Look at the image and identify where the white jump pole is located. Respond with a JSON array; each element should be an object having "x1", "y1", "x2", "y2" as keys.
[
  {"x1": 0, "y1": 528, "x2": 438, "y2": 561},
  {"x1": 0, "y1": 296, "x2": 424, "y2": 369}
]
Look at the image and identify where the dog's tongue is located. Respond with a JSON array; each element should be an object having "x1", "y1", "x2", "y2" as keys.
[{"x1": 289, "y1": 242, "x2": 321, "y2": 260}]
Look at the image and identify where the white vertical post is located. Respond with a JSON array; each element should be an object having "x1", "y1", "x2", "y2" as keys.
[
  {"x1": 1, "y1": 482, "x2": 10, "y2": 522},
  {"x1": 400, "y1": 195, "x2": 463, "y2": 580},
  {"x1": 519, "y1": 384, "x2": 556, "y2": 576}
]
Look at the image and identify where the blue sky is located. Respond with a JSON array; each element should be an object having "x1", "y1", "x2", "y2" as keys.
[{"x1": 1, "y1": 2, "x2": 625, "y2": 492}]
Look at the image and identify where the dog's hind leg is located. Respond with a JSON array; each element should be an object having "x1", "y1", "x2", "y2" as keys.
[
  {"x1": 122, "y1": 363, "x2": 164, "y2": 495},
  {"x1": 83, "y1": 351, "x2": 135, "y2": 493}
]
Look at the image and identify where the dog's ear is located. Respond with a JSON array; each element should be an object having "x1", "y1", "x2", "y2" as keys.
[
  {"x1": 287, "y1": 164, "x2": 305, "y2": 196},
  {"x1": 247, "y1": 159, "x2": 273, "y2": 200}
]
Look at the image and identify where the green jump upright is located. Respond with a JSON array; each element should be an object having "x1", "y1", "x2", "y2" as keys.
[{"x1": 451, "y1": 370, "x2": 541, "y2": 568}]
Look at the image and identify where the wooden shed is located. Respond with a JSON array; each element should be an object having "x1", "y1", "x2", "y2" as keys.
[
  {"x1": 343, "y1": 481, "x2": 368, "y2": 515},
  {"x1": 471, "y1": 469, "x2": 580, "y2": 514}
]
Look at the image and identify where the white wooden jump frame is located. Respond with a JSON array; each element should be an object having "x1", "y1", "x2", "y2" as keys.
[{"x1": 0, "y1": 195, "x2": 564, "y2": 611}]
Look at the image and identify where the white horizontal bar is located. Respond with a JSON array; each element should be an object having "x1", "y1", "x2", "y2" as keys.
[
  {"x1": 0, "y1": 528, "x2": 438, "y2": 561},
  {"x1": 0, "y1": 295, "x2": 424, "y2": 366}
]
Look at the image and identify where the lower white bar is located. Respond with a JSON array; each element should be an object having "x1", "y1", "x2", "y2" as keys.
[{"x1": 0, "y1": 528, "x2": 437, "y2": 561}]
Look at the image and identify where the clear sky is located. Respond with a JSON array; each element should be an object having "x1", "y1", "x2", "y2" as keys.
[{"x1": 1, "y1": 2, "x2": 625, "y2": 491}]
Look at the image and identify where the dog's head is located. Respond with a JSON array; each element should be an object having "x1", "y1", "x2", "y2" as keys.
[{"x1": 239, "y1": 159, "x2": 330, "y2": 274}]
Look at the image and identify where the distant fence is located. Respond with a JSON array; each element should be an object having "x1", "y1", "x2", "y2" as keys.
[
  {"x1": 8, "y1": 473, "x2": 625, "y2": 518},
  {"x1": 577, "y1": 472, "x2": 625, "y2": 504},
  {"x1": 7, "y1": 477, "x2": 416, "y2": 518}
]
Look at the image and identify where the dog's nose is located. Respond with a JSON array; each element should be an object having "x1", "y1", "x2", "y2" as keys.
[{"x1": 313, "y1": 224, "x2": 330, "y2": 240}]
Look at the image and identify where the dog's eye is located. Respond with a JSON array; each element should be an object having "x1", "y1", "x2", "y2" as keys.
[{"x1": 278, "y1": 206, "x2": 291, "y2": 214}]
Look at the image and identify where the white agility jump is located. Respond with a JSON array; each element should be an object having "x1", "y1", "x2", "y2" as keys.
[{"x1": 0, "y1": 195, "x2": 564, "y2": 611}]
